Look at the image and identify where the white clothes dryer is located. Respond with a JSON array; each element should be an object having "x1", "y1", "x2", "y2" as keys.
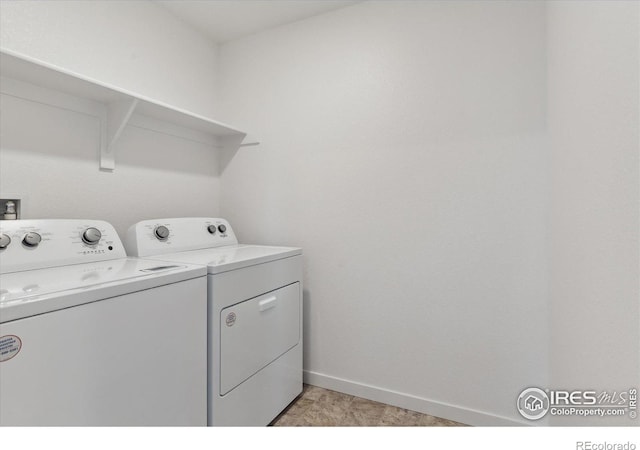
[
  {"x1": 125, "y1": 217, "x2": 302, "y2": 426},
  {"x1": 0, "y1": 219, "x2": 207, "y2": 426}
]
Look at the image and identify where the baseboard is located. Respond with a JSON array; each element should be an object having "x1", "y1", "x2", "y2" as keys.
[{"x1": 303, "y1": 370, "x2": 530, "y2": 427}]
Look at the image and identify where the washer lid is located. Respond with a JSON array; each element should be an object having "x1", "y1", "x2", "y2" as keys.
[
  {"x1": 0, "y1": 258, "x2": 206, "y2": 323},
  {"x1": 144, "y1": 244, "x2": 302, "y2": 274}
]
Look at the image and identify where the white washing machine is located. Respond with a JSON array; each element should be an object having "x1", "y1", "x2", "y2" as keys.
[
  {"x1": 125, "y1": 217, "x2": 303, "y2": 426},
  {"x1": 0, "y1": 219, "x2": 208, "y2": 426}
]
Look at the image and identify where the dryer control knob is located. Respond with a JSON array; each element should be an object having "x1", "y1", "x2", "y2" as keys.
[
  {"x1": 207, "y1": 225, "x2": 217, "y2": 234},
  {"x1": 22, "y1": 232, "x2": 42, "y2": 247},
  {"x1": 154, "y1": 226, "x2": 170, "y2": 241},
  {"x1": 82, "y1": 227, "x2": 102, "y2": 245},
  {"x1": 0, "y1": 234, "x2": 11, "y2": 249},
  {"x1": 217, "y1": 224, "x2": 227, "y2": 234}
]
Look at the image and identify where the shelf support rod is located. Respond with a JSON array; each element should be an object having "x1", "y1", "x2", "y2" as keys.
[{"x1": 239, "y1": 134, "x2": 260, "y2": 147}]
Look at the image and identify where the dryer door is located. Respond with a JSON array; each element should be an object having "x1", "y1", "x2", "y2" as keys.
[{"x1": 219, "y1": 282, "x2": 300, "y2": 395}]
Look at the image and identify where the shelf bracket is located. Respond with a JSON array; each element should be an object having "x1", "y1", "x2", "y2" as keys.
[{"x1": 100, "y1": 97, "x2": 139, "y2": 171}]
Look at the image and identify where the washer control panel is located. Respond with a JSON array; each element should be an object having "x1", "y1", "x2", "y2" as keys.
[
  {"x1": 125, "y1": 217, "x2": 238, "y2": 257},
  {"x1": 0, "y1": 219, "x2": 126, "y2": 274}
]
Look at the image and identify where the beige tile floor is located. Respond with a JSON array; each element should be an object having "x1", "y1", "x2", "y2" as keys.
[{"x1": 270, "y1": 385, "x2": 467, "y2": 426}]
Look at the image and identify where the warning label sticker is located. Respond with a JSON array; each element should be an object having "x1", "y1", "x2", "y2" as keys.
[{"x1": 0, "y1": 335, "x2": 22, "y2": 362}]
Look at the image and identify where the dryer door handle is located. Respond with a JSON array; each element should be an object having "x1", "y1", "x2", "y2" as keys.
[{"x1": 258, "y1": 296, "x2": 277, "y2": 312}]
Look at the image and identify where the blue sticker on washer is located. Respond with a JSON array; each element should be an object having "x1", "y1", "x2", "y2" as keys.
[{"x1": 0, "y1": 335, "x2": 22, "y2": 362}]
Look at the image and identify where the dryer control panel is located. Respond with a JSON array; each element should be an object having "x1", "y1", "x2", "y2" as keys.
[
  {"x1": 0, "y1": 219, "x2": 126, "y2": 274},
  {"x1": 125, "y1": 217, "x2": 239, "y2": 257}
]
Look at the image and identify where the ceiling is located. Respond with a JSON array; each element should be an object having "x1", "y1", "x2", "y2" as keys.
[{"x1": 157, "y1": 1, "x2": 360, "y2": 44}]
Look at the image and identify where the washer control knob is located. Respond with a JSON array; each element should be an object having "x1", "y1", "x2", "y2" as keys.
[
  {"x1": 22, "y1": 232, "x2": 42, "y2": 247},
  {"x1": 82, "y1": 227, "x2": 102, "y2": 246},
  {"x1": 0, "y1": 234, "x2": 11, "y2": 249},
  {"x1": 154, "y1": 226, "x2": 170, "y2": 241},
  {"x1": 217, "y1": 224, "x2": 227, "y2": 234},
  {"x1": 207, "y1": 225, "x2": 217, "y2": 234}
]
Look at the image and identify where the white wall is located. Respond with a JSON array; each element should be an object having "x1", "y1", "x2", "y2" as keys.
[
  {"x1": 0, "y1": 0, "x2": 220, "y2": 235},
  {"x1": 547, "y1": 1, "x2": 639, "y2": 426},
  {"x1": 0, "y1": 0, "x2": 219, "y2": 117},
  {"x1": 217, "y1": 1, "x2": 549, "y2": 425}
]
